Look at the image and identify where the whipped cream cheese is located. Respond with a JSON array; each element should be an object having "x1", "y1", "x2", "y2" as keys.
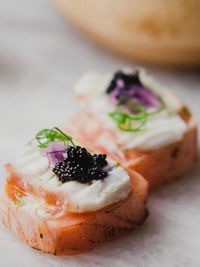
[
  {"x1": 13, "y1": 144, "x2": 131, "y2": 213},
  {"x1": 74, "y1": 70, "x2": 187, "y2": 150}
]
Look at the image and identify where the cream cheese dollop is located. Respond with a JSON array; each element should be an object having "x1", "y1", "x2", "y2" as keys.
[
  {"x1": 13, "y1": 144, "x2": 131, "y2": 213},
  {"x1": 13, "y1": 145, "x2": 49, "y2": 179},
  {"x1": 75, "y1": 70, "x2": 187, "y2": 150}
]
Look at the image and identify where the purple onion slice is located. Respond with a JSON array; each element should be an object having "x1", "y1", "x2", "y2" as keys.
[
  {"x1": 44, "y1": 141, "x2": 67, "y2": 165},
  {"x1": 106, "y1": 71, "x2": 163, "y2": 113}
]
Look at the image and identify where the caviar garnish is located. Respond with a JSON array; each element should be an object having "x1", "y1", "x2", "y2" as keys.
[
  {"x1": 106, "y1": 70, "x2": 141, "y2": 95},
  {"x1": 35, "y1": 127, "x2": 74, "y2": 148},
  {"x1": 106, "y1": 70, "x2": 165, "y2": 132},
  {"x1": 53, "y1": 146, "x2": 108, "y2": 184}
]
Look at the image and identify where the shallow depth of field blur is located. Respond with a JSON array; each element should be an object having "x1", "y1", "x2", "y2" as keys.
[{"x1": 0, "y1": 1, "x2": 200, "y2": 267}]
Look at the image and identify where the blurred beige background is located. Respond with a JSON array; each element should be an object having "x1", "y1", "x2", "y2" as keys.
[
  {"x1": 53, "y1": 0, "x2": 200, "y2": 66},
  {"x1": 0, "y1": 1, "x2": 200, "y2": 267}
]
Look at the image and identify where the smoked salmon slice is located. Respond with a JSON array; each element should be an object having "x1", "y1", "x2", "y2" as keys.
[{"x1": 2, "y1": 170, "x2": 148, "y2": 255}]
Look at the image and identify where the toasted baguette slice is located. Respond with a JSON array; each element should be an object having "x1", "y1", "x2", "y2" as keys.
[
  {"x1": 1, "y1": 170, "x2": 148, "y2": 255},
  {"x1": 67, "y1": 107, "x2": 197, "y2": 190}
]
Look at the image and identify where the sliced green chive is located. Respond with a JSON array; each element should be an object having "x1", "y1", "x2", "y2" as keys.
[
  {"x1": 109, "y1": 100, "x2": 165, "y2": 132},
  {"x1": 11, "y1": 198, "x2": 25, "y2": 206},
  {"x1": 35, "y1": 127, "x2": 75, "y2": 148}
]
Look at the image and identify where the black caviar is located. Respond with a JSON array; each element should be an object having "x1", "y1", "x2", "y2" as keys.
[
  {"x1": 53, "y1": 146, "x2": 108, "y2": 184},
  {"x1": 106, "y1": 70, "x2": 142, "y2": 95}
]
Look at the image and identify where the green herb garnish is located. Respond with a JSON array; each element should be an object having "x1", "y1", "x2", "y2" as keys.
[
  {"x1": 11, "y1": 198, "x2": 24, "y2": 207},
  {"x1": 115, "y1": 162, "x2": 121, "y2": 167},
  {"x1": 35, "y1": 127, "x2": 75, "y2": 148},
  {"x1": 109, "y1": 101, "x2": 164, "y2": 132}
]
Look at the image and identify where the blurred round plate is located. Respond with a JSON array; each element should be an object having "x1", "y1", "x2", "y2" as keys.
[{"x1": 53, "y1": 0, "x2": 200, "y2": 67}]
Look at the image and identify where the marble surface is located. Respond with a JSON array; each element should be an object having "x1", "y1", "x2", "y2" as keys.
[{"x1": 0, "y1": 0, "x2": 200, "y2": 266}]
